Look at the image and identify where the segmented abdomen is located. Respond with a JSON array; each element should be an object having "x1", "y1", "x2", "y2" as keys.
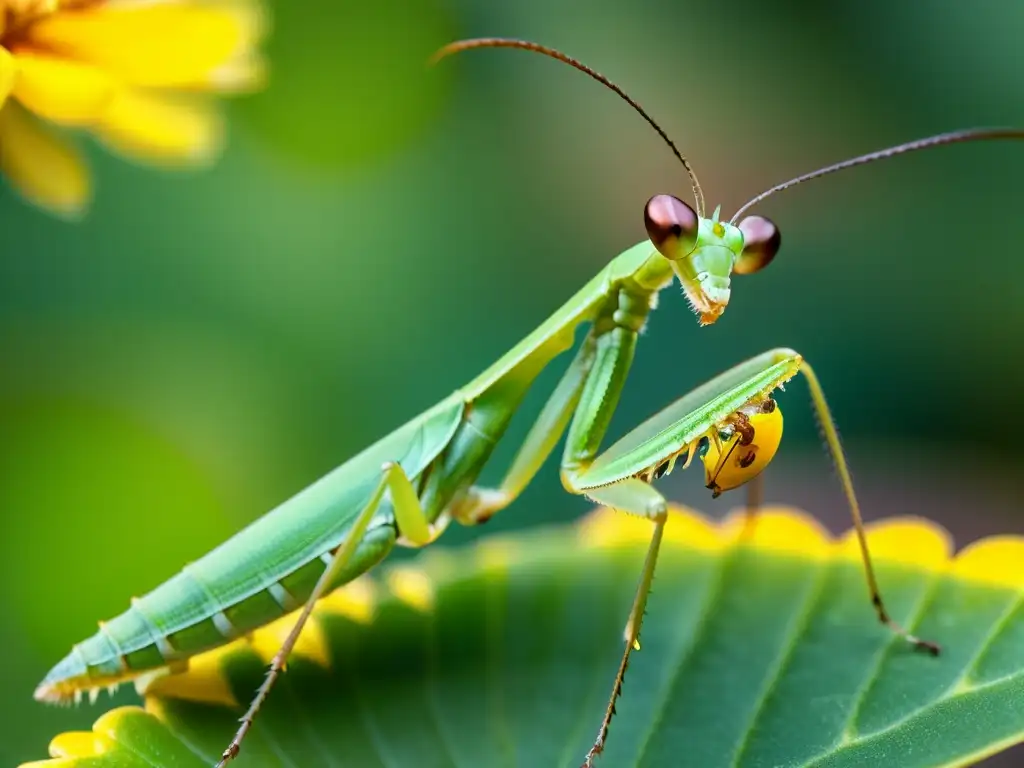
[{"x1": 36, "y1": 520, "x2": 396, "y2": 701}]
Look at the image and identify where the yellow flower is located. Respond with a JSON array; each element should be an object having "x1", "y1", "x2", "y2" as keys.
[{"x1": 0, "y1": 0, "x2": 266, "y2": 218}]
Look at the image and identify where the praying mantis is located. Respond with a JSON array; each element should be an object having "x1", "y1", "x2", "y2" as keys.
[{"x1": 34, "y1": 38, "x2": 1024, "y2": 768}]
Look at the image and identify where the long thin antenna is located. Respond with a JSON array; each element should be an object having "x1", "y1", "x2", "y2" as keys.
[
  {"x1": 731, "y1": 127, "x2": 1024, "y2": 223},
  {"x1": 431, "y1": 37, "x2": 706, "y2": 217}
]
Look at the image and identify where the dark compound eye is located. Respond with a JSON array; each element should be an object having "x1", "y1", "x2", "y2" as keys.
[
  {"x1": 735, "y1": 215, "x2": 780, "y2": 274},
  {"x1": 644, "y1": 194, "x2": 699, "y2": 260}
]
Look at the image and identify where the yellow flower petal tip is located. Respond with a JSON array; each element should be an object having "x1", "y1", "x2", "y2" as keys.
[
  {"x1": 97, "y1": 92, "x2": 225, "y2": 167},
  {"x1": 837, "y1": 516, "x2": 952, "y2": 570},
  {"x1": 579, "y1": 504, "x2": 831, "y2": 557},
  {"x1": 578, "y1": 504, "x2": 723, "y2": 552},
  {"x1": 663, "y1": 505, "x2": 727, "y2": 550},
  {"x1": 386, "y1": 566, "x2": 436, "y2": 613},
  {"x1": 952, "y1": 536, "x2": 1024, "y2": 589},
  {"x1": 577, "y1": 506, "x2": 649, "y2": 546},
  {"x1": 249, "y1": 610, "x2": 330, "y2": 668},
  {"x1": 0, "y1": 102, "x2": 91, "y2": 219},
  {"x1": 581, "y1": 505, "x2": 971, "y2": 573},
  {"x1": 0, "y1": 47, "x2": 16, "y2": 103},
  {"x1": 141, "y1": 652, "x2": 238, "y2": 708},
  {"x1": 473, "y1": 536, "x2": 522, "y2": 573},
  {"x1": 725, "y1": 506, "x2": 831, "y2": 558},
  {"x1": 319, "y1": 575, "x2": 377, "y2": 624},
  {"x1": 1, "y1": 0, "x2": 268, "y2": 216},
  {"x1": 41, "y1": 706, "x2": 141, "y2": 759},
  {"x1": 46, "y1": 729, "x2": 110, "y2": 758}
]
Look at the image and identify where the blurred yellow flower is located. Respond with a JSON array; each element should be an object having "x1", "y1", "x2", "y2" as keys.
[{"x1": 0, "y1": 0, "x2": 266, "y2": 217}]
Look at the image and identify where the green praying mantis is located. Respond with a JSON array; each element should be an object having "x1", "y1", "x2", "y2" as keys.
[{"x1": 34, "y1": 38, "x2": 1024, "y2": 768}]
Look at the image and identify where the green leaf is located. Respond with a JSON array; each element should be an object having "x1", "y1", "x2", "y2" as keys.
[{"x1": 22, "y1": 506, "x2": 1024, "y2": 767}]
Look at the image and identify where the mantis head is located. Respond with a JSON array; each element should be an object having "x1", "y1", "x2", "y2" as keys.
[
  {"x1": 645, "y1": 196, "x2": 779, "y2": 325},
  {"x1": 701, "y1": 398, "x2": 783, "y2": 497}
]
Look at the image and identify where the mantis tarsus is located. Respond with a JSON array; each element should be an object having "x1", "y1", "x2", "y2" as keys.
[{"x1": 34, "y1": 37, "x2": 1024, "y2": 768}]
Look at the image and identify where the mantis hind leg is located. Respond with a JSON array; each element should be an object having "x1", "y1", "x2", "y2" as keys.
[
  {"x1": 800, "y1": 363, "x2": 941, "y2": 656},
  {"x1": 574, "y1": 480, "x2": 668, "y2": 768},
  {"x1": 217, "y1": 461, "x2": 435, "y2": 767}
]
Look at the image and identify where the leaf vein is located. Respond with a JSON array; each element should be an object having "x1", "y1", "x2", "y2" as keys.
[
  {"x1": 801, "y1": 670, "x2": 1024, "y2": 767},
  {"x1": 729, "y1": 555, "x2": 831, "y2": 768},
  {"x1": 839, "y1": 565, "x2": 944, "y2": 739},
  {"x1": 632, "y1": 543, "x2": 738, "y2": 764},
  {"x1": 949, "y1": 587, "x2": 1024, "y2": 692}
]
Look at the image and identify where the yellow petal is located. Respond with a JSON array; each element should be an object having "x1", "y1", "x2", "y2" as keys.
[
  {"x1": 24, "y1": 1, "x2": 262, "y2": 89},
  {"x1": 7, "y1": 0, "x2": 59, "y2": 18},
  {"x1": 12, "y1": 50, "x2": 115, "y2": 124},
  {"x1": 836, "y1": 516, "x2": 952, "y2": 570},
  {"x1": 47, "y1": 729, "x2": 111, "y2": 758},
  {"x1": 200, "y1": 48, "x2": 267, "y2": 93},
  {"x1": 0, "y1": 47, "x2": 14, "y2": 107},
  {"x1": 94, "y1": 88, "x2": 223, "y2": 165},
  {"x1": 0, "y1": 101, "x2": 90, "y2": 217},
  {"x1": 189, "y1": 0, "x2": 268, "y2": 92}
]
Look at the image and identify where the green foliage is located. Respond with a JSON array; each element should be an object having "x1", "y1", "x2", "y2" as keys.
[
  {"x1": 233, "y1": 0, "x2": 456, "y2": 170},
  {"x1": 23, "y1": 507, "x2": 1024, "y2": 767}
]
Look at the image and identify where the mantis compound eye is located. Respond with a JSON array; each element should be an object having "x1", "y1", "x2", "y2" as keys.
[
  {"x1": 735, "y1": 215, "x2": 780, "y2": 274},
  {"x1": 644, "y1": 194, "x2": 699, "y2": 260}
]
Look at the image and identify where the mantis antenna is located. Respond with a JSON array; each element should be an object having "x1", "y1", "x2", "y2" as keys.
[
  {"x1": 431, "y1": 37, "x2": 707, "y2": 218},
  {"x1": 731, "y1": 127, "x2": 1024, "y2": 223}
]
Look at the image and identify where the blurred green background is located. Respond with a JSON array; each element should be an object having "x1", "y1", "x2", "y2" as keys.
[{"x1": 2, "y1": 0, "x2": 1023, "y2": 764}]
